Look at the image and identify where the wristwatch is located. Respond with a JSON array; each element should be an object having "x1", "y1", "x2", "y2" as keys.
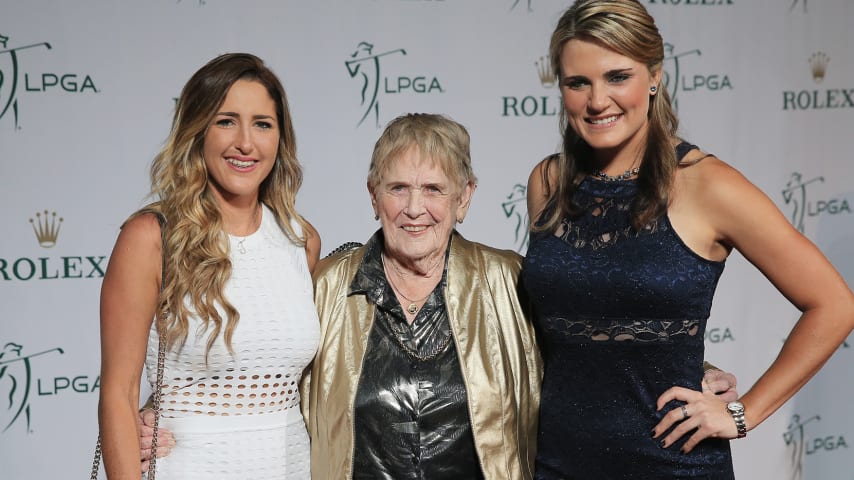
[{"x1": 726, "y1": 401, "x2": 747, "y2": 439}]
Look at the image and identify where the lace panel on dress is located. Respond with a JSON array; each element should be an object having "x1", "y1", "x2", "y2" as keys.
[
  {"x1": 542, "y1": 316, "x2": 701, "y2": 343},
  {"x1": 554, "y1": 181, "x2": 663, "y2": 251}
]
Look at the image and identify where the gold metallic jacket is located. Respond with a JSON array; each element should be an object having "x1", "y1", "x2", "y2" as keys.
[{"x1": 301, "y1": 231, "x2": 542, "y2": 479}]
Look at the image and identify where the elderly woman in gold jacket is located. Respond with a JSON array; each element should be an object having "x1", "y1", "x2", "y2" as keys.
[{"x1": 302, "y1": 113, "x2": 541, "y2": 479}]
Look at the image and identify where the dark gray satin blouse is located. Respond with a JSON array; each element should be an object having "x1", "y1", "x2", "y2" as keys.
[{"x1": 348, "y1": 233, "x2": 483, "y2": 480}]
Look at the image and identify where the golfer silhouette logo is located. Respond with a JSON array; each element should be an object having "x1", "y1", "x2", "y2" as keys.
[
  {"x1": 0, "y1": 34, "x2": 52, "y2": 130},
  {"x1": 345, "y1": 41, "x2": 406, "y2": 128},
  {"x1": 502, "y1": 184, "x2": 530, "y2": 254},
  {"x1": 0, "y1": 342, "x2": 64, "y2": 433}
]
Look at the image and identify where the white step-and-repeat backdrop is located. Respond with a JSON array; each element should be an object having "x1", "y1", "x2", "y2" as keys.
[{"x1": 2, "y1": 1, "x2": 851, "y2": 478}]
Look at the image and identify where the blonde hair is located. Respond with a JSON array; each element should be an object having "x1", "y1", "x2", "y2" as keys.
[
  {"x1": 538, "y1": 0, "x2": 679, "y2": 232},
  {"x1": 368, "y1": 113, "x2": 477, "y2": 193},
  {"x1": 131, "y1": 53, "x2": 308, "y2": 354}
]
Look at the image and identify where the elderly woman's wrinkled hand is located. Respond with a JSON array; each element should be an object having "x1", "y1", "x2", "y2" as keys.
[
  {"x1": 651, "y1": 386, "x2": 739, "y2": 453},
  {"x1": 138, "y1": 408, "x2": 175, "y2": 473}
]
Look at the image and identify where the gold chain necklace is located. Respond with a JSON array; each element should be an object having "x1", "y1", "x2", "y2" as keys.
[{"x1": 381, "y1": 310, "x2": 453, "y2": 362}]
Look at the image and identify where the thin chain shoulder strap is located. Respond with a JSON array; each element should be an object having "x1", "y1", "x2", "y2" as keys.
[{"x1": 90, "y1": 211, "x2": 168, "y2": 479}]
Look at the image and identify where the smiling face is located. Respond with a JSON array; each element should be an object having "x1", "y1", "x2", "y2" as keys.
[
  {"x1": 559, "y1": 38, "x2": 661, "y2": 165},
  {"x1": 370, "y1": 146, "x2": 473, "y2": 268},
  {"x1": 203, "y1": 79, "x2": 279, "y2": 204}
]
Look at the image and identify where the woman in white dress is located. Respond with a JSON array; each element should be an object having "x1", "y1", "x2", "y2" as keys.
[{"x1": 98, "y1": 53, "x2": 320, "y2": 480}]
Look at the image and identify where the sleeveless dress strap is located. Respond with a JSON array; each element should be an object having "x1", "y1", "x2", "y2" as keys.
[
  {"x1": 675, "y1": 140, "x2": 698, "y2": 160},
  {"x1": 676, "y1": 140, "x2": 714, "y2": 166}
]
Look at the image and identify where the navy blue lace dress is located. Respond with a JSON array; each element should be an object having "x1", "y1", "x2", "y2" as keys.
[{"x1": 522, "y1": 144, "x2": 735, "y2": 479}]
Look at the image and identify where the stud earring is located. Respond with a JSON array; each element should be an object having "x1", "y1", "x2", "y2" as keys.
[
  {"x1": 650, "y1": 86, "x2": 658, "y2": 94},
  {"x1": 374, "y1": 214, "x2": 379, "y2": 221}
]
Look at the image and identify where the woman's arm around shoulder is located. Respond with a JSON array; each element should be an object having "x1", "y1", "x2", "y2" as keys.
[
  {"x1": 302, "y1": 218, "x2": 321, "y2": 274},
  {"x1": 527, "y1": 154, "x2": 559, "y2": 225},
  {"x1": 99, "y1": 213, "x2": 163, "y2": 479}
]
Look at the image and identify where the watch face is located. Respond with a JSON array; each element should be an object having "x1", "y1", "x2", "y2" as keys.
[{"x1": 727, "y1": 401, "x2": 744, "y2": 413}]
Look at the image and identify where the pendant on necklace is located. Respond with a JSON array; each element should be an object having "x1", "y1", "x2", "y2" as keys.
[
  {"x1": 237, "y1": 238, "x2": 247, "y2": 254},
  {"x1": 407, "y1": 303, "x2": 418, "y2": 315}
]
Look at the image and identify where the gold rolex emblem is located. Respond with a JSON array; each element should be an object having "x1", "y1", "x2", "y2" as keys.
[
  {"x1": 29, "y1": 210, "x2": 63, "y2": 248},
  {"x1": 808, "y1": 52, "x2": 829, "y2": 84},
  {"x1": 536, "y1": 56, "x2": 555, "y2": 88}
]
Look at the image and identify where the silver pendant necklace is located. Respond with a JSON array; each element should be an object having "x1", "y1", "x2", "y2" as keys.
[
  {"x1": 236, "y1": 238, "x2": 248, "y2": 254},
  {"x1": 232, "y1": 205, "x2": 262, "y2": 255}
]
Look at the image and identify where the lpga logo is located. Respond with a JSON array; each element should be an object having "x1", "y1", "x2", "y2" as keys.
[
  {"x1": 783, "y1": 413, "x2": 849, "y2": 480},
  {"x1": 0, "y1": 342, "x2": 64, "y2": 433},
  {"x1": 662, "y1": 43, "x2": 732, "y2": 112},
  {"x1": 782, "y1": 172, "x2": 851, "y2": 233},
  {"x1": 345, "y1": 41, "x2": 444, "y2": 128},
  {"x1": 0, "y1": 34, "x2": 52, "y2": 129},
  {"x1": 502, "y1": 184, "x2": 530, "y2": 254}
]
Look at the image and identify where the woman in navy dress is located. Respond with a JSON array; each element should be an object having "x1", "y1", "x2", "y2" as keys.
[{"x1": 521, "y1": 1, "x2": 854, "y2": 478}]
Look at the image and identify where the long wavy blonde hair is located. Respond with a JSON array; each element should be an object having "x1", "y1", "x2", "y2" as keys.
[
  {"x1": 129, "y1": 53, "x2": 308, "y2": 354},
  {"x1": 537, "y1": 0, "x2": 679, "y2": 232}
]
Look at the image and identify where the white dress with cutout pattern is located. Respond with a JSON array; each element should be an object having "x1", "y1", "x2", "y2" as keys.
[{"x1": 145, "y1": 206, "x2": 318, "y2": 479}]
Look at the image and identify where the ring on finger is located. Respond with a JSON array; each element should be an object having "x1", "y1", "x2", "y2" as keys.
[{"x1": 680, "y1": 405, "x2": 689, "y2": 420}]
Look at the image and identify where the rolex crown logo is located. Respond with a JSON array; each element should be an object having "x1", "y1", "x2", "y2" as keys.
[
  {"x1": 29, "y1": 210, "x2": 63, "y2": 248},
  {"x1": 808, "y1": 52, "x2": 829, "y2": 84},
  {"x1": 536, "y1": 56, "x2": 556, "y2": 88}
]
